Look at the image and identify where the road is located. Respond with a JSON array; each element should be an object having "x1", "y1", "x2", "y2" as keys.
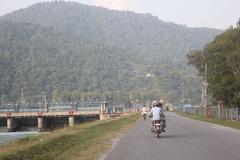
[{"x1": 104, "y1": 112, "x2": 240, "y2": 160}]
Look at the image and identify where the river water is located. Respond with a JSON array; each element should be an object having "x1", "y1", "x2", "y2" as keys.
[{"x1": 0, "y1": 132, "x2": 39, "y2": 145}]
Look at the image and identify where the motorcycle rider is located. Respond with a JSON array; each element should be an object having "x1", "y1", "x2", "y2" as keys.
[
  {"x1": 141, "y1": 105, "x2": 148, "y2": 120},
  {"x1": 148, "y1": 101, "x2": 166, "y2": 132},
  {"x1": 159, "y1": 103, "x2": 166, "y2": 132}
]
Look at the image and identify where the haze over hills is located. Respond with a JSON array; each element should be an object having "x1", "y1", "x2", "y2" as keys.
[{"x1": 0, "y1": 1, "x2": 222, "y2": 104}]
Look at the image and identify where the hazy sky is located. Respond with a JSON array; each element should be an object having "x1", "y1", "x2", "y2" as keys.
[{"x1": 0, "y1": 0, "x2": 239, "y2": 29}]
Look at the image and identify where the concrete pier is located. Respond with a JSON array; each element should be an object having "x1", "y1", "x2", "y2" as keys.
[
  {"x1": 69, "y1": 116, "x2": 74, "y2": 127},
  {"x1": 99, "y1": 114, "x2": 106, "y2": 121},
  {"x1": 7, "y1": 117, "x2": 12, "y2": 132},
  {"x1": 38, "y1": 117, "x2": 43, "y2": 131}
]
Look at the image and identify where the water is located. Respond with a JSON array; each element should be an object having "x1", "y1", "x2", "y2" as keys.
[{"x1": 0, "y1": 132, "x2": 39, "y2": 145}]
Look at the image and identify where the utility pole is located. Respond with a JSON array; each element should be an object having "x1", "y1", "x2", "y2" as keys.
[
  {"x1": 20, "y1": 88, "x2": 25, "y2": 112},
  {"x1": 43, "y1": 91, "x2": 48, "y2": 112},
  {"x1": 20, "y1": 88, "x2": 25, "y2": 104},
  {"x1": 200, "y1": 83, "x2": 204, "y2": 106},
  {"x1": 203, "y1": 63, "x2": 208, "y2": 116}
]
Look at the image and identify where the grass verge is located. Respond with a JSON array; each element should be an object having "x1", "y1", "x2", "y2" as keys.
[
  {"x1": 0, "y1": 114, "x2": 140, "y2": 160},
  {"x1": 177, "y1": 112, "x2": 240, "y2": 130}
]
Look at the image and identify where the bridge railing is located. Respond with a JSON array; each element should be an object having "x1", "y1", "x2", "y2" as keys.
[
  {"x1": 0, "y1": 102, "x2": 102, "y2": 113},
  {"x1": 0, "y1": 102, "x2": 138, "y2": 114}
]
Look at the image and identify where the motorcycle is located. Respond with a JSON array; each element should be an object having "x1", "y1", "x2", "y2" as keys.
[
  {"x1": 153, "y1": 120, "x2": 163, "y2": 138},
  {"x1": 143, "y1": 113, "x2": 147, "y2": 120},
  {"x1": 141, "y1": 112, "x2": 147, "y2": 120}
]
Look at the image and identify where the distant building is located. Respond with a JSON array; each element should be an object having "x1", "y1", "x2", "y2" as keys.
[{"x1": 145, "y1": 73, "x2": 154, "y2": 78}]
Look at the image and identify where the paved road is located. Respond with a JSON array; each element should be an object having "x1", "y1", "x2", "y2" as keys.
[{"x1": 104, "y1": 112, "x2": 240, "y2": 160}]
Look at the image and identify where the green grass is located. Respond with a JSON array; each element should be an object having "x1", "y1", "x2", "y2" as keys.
[
  {"x1": 177, "y1": 112, "x2": 240, "y2": 130},
  {"x1": 0, "y1": 114, "x2": 140, "y2": 160}
]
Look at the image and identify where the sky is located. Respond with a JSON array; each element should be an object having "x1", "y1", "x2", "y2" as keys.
[{"x1": 0, "y1": 0, "x2": 239, "y2": 29}]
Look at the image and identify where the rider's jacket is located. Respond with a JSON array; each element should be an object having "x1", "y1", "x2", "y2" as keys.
[
  {"x1": 141, "y1": 107, "x2": 147, "y2": 114},
  {"x1": 148, "y1": 107, "x2": 162, "y2": 121}
]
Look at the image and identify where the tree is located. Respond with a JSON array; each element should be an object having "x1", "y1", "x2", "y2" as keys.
[
  {"x1": 236, "y1": 18, "x2": 240, "y2": 28},
  {"x1": 52, "y1": 89, "x2": 61, "y2": 102},
  {"x1": 0, "y1": 95, "x2": 7, "y2": 104},
  {"x1": 187, "y1": 50, "x2": 205, "y2": 75},
  {"x1": 187, "y1": 50, "x2": 208, "y2": 106},
  {"x1": 188, "y1": 25, "x2": 240, "y2": 107}
]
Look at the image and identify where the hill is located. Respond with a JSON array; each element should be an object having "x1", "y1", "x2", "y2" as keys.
[{"x1": 0, "y1": 1, "x2": 222, "y2": 104}]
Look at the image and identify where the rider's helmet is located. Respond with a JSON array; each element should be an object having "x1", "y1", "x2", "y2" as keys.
[
  {"x1": 152, "y1": 101, "x2": 157, "y2": 107},
  {"x1": 155, "y1": 101, "x2": 162, "y2": 107}
]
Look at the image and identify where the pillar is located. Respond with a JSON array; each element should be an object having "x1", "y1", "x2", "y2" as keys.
[
  {"x1": 217, "y1": 101, "x2": 221, "y2": 118},
  {"x1": 103, "y1": 102, "x2": 108, "y2": 114},
  {"x1": 44, "y1": 103, "x2": 48, "y2": 112},
  {"x1": 100, "y1": 102, "x2": 104, "y2": 114},
  {"x1": 69, "y1": 116, "x2": 74, "y2": 127},
  {"x1": 7, "y1": 117, "x2": 13, "y2": 132},
  {"x1": 38, "y1": 116, "x2": 43, "y2": 132},
  {"x1": 113, "y1": 107, "x2": 116, "y2": 113},
  {"x1": 99, "y1": 114, "x2": 106, "y2": 121}
]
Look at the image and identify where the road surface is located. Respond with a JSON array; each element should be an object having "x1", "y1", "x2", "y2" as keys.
[{"x1": 104, "y1": 112, "x2": 240, "y2": 160}]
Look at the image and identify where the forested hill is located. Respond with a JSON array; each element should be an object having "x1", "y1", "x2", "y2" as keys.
[
  {"x1": 1, "y1": 1, "x2": 221, "y2": 59},
  {"x1": 0, "y1": 1, "x2": 222, "y2": 103}
]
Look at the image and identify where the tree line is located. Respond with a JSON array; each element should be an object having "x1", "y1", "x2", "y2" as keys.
[{"x1": 188, "y1": 19, "x2": 240, "y2": 107}]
